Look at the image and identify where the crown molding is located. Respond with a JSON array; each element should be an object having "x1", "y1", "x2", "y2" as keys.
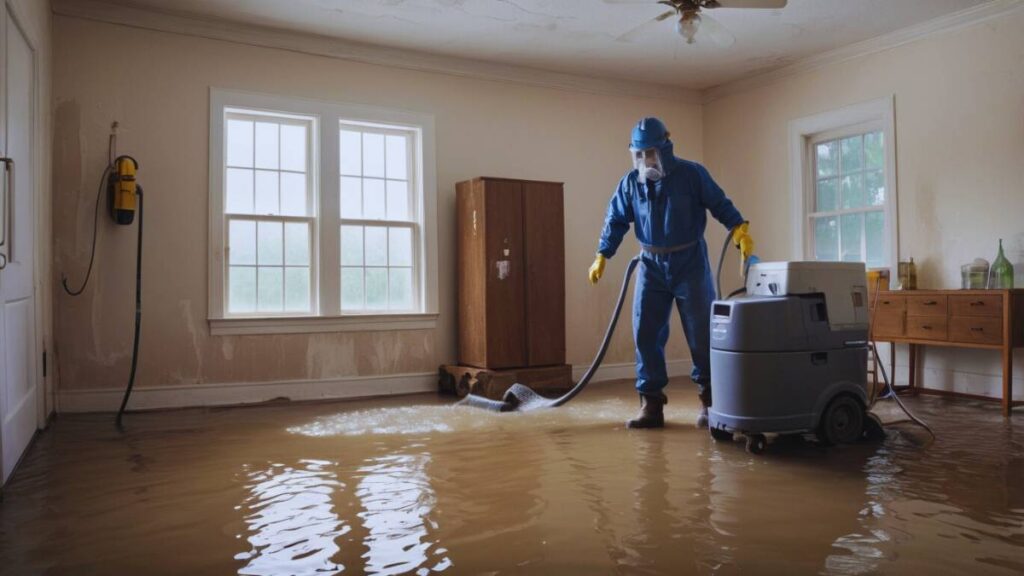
[
  {"x1": 51, "y1": 0, "x2": 702, "y2": 105},
  {"x1": 701, "y1": 0, "x2": 1024, "y2": 103}
]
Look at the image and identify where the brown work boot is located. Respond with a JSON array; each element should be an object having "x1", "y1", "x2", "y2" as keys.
[{"x1": 626, "y1": 393, "x2": 666, "y2": 429}]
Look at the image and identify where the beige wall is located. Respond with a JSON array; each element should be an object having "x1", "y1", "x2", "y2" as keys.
[
  {"x1": 704, "y1": 10, "x2": 1024, "y2": 399},
  {"x1": 51, "y1": 15, "x2": 703, "y2": 398}
]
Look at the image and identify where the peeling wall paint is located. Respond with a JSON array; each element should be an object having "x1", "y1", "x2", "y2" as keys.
[{"x1": 51, "y1": 14, "x2": 701, "y2": 394}]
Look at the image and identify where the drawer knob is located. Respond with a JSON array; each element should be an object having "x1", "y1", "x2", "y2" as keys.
[
  {"x1": 923, "y1": 300, "x2": 938, "y2": 306},
  {"x1": 971, "y1": 327, "x2": 984, "y2": 332},
  {"x1": 882, "y1": 300, "x2": 891, "y2": 305},
  {"x1": 969, "y1": 301, "x2": 985, "y2": 306},
  {"x1": 922, "y1": 325, "x2": 933, "y2": 330}
]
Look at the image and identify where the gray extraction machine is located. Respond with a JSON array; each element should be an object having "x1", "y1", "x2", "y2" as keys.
[{"x1": 708, "y1": 261, "x2": 880, "y2": 453}]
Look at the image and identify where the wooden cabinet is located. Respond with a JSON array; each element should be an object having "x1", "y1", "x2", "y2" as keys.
[
  {"x1": 456, "y1": 177, "x2": 566, "y2": 370},
  {"x1": 871, "y1": 289, "x2": 1024, "y2": 415}
]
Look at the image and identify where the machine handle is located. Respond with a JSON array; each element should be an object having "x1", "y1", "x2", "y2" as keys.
[{"x1": 0, "y1": 157, "x2": 12, "y2": 270}]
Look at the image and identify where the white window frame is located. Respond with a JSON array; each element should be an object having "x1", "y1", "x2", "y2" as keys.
[
  {"x1": 789, "y1": 96, "x2": 898, "y2": 277},
  {"x1": 208, "y1": 88, "x2": 438, "y2": 335}
]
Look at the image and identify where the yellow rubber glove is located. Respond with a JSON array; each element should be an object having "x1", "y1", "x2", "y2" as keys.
[
  {"x1": 588, "y1": 253, "x2": 607, "y2": 285},
  {"x1": 732, "y1": 221, "x2": 755, "y2": 261}
]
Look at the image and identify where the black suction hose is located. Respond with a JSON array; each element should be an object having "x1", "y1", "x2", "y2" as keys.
[{"x1": 115, "y1": 186, "x2": 143, "y2": 428}]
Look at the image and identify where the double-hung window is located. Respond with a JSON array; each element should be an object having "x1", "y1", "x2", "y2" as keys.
[
  {"x1": 790, "y1": 97, "x2": 898, "y2": 274},
  {"x1": 209, "y1": 89, "x2": 438, "y2": 335}
]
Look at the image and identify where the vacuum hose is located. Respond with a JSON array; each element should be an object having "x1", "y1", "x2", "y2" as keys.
[
  {"x1": 458, "y1": 256, "x2": 640, "y2": 412},
  {"x1": 116, "y1": 186, "x2": 143, "y2": 428}
]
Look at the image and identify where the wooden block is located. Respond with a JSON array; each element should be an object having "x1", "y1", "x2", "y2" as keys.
[{"x1": 438, "y1": 364, "x2": 573, "y2": 400}]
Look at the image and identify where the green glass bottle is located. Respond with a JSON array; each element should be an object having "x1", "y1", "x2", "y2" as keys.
[{"x1": 988, "y1": 239, "x2": 1014, "y2": 289}]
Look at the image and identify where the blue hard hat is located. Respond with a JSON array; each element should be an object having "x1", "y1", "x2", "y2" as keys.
[{"x1": 631, "y1": 117, "x2": 669, "y2": 150}]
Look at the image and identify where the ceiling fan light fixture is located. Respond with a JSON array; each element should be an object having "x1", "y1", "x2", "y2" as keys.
[{"x1": 676, "y1": 12, "x2": 701, "y2": 44}]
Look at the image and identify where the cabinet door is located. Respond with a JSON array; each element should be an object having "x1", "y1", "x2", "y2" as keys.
[
  {"x1": 523, "y1": 182, "x2": 565, "y2": 366},
  {"x1": 484, "y1": 180, "x2": 526, "y2": 368},
  {"x1": 457, "y1": 180, "x2": 487, "y2": 367}
]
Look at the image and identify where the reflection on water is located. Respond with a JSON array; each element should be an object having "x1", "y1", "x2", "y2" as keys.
[
  {"x1": 356, "y1": 454, "x2": 450, "y2": 575},
  {"x1": 0, "y1": 383, "x2": 1022, "y2": 575}
]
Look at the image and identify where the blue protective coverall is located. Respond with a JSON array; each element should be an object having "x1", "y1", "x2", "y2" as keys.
[{"x1": 598, "y1": 139, "x2": 744, "y2": 405}]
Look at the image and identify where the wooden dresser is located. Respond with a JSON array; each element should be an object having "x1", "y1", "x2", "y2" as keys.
[{"x1": 871, "y1": 289, "x2": 1024, "y2": 415}]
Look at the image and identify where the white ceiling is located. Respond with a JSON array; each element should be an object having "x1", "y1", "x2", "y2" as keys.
[{"x1": 98, "y1": 0, "x2": 992, "y2": 90}]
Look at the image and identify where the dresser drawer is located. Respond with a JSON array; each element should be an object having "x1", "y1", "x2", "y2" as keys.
[
  {"x1": 950, "y1": 294, "x2": 1003, "y2": 318},
  {"x1": 875, "y1": 295, "x2": 906, "y2": 312},
  {"x1": 949, "y1": 317, "x2": 1003, "y2": 346},
  {"x1": 906, "y1": 316, "x2": 948, "y2": 341},
  {"x1": 907, "y1": 295, "x2": 947, "y2": 316},
  {"x1": 872, "y1": 312, "x2": 905, "y2": 338}
]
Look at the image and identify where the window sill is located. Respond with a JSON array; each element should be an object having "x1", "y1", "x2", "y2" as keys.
[{"x1": 209, "y1": 313, "x2": 439, "y2": 336}]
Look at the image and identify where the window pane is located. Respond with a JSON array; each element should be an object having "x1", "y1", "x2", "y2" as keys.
[
  {"x1": 258, "y1": 267, "x2": 283, "y2": 312},
  {"x1": 816, "y1": 141, "x2": 837, "y2": 178},
  {"x1": 386, "y1": 135, "x2": 407, "y2": 180},
  {"x1": 340, "y1": 130, "x2": 362, "y2": 176},
  {"x1": 389, "y1": 268, "x2": 413, "y2": 310},
  {"x1": 257, "y1": 221, "x2": 283, "y2": 266},
  {"x1": 389, "y1": 228, "x2": 412, "y2": 267},
  {"x1": 814, "y1": 217, "x2": 838, "y2": 261},
  {"x1": 865, "y1": 169, "x2": 885, "y2": 206},
  {"x1": 280, "y1": 172, "x2": 307, "y2": 216},
  {"x1": 363, "y1": 133, "x2": 385, "y2": 178},
  {"x1": 229, "y1": 220, "x2": 256, "y2": 265},
  {"x1": 340, "y1": 176, "x2": 362, "y2": 219},
  {"x1": 341, "y1": 268, "x2": 364, "y2": 311},
  {"x1": 341, "y1": 225, "x2": 363, "y2": 266},
  {"x1": 816, "y1": 178, "x2": 837, "y2": 212},
  {"x1": 227, "y1": 119, "x2": 253, "y2": 168},
  {"x1": 365, "y1": 227, "x2": 388, "y2": 266},
  {"x1": 364, "y1": 179, "x2": 386, "y2": 220},
  {"x1": 840, "y1": 213, "x2": 863, "y2": 262},
  {"x1": 284, "y1": 267, "x2": 311, "y2": 312},
  {"x1": 365, "y1": 268, "x2": 388, "y2": 310},
  {"x1": 284, "y1": 222, "x2": 310, "y2": 266},
  {"x1": 865, "y1": 131, "x2": 884, "y2": 169},
  {"x1": 255, "y1": 122, "x2": 279, "y2": 170},
  {"x1": 280, "y1": 124, "x2": 306, "y2": 172},
  {"x1": 866, "y1": 211, "x2": 885, "y2": 268},
  {"x1": 226, "y1": 168, "x2": 254, "y2": 214},
  {"x1": 386, "y1": 180, "x2": 410, "y2": 221},
  {"x1": 841, "y1": 173, "x2": 866, "y2": 209},
  {"x1": 840, "y1": 135, "x2": 863, "y2": 172},
  {"x1": 254, "y1": 170, "x2": 279, "y2": 215},
  {"x1": 229, "y1": 266, "x2": 256, "y2": 313}
]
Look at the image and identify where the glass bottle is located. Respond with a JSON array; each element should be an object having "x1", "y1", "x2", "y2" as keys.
[{"x1": 988, "y1": 239, "x2": 1014, "y2": 289}]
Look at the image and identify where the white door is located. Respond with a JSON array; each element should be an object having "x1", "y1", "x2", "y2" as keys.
[{"x1": 0, "y1": 5, "x2": 37, "y2": 485}]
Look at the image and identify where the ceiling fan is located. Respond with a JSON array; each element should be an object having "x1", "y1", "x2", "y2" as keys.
[{"x1": 607, "y1": 0, "x2": 788, "y2": 47}]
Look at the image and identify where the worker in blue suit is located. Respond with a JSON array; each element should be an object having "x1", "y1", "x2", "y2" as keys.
[{"x1": 590, "y1": 117, "x2": 754, "y2": 429}]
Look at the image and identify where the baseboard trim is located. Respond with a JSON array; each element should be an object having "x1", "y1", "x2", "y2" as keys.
[
  {"x1": 55, "y1": 359, "x2": 694, "y2": 413},
  {"x1": 572, "y1": 358, "x2": 692, "y2": 383}
]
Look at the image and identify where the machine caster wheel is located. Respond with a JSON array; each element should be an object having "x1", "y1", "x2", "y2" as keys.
[
  {"x1": 862, "y1": 412, "x2": 886, "y2": 442},
  {"x1": 709, "y1": 427, "x2": 732, "y2": 442},
  {"x1": 817, "y1": 395, "x2": 865, "y2": 445},
  {"x1": 745, "y1": 434, "x2": 766, "y2": 454}
]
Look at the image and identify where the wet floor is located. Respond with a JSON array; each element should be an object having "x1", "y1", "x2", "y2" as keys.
[{"x1": 1, "y1": 380, "x2": 1022, "y2": 575}]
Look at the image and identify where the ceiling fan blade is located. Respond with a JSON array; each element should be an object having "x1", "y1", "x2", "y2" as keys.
[
  {"x1": 710, "y1": 0, "x2": 787, "y2": 8},
  {"x1": 697, "y1": 12, "x2": 736, "y2": 47},
  {"x1": 602, "y1": 0, "x2": 662, "y2": 4},
  {"x1": 616, "y1": 10, "x2": 677, "y2": 42}
]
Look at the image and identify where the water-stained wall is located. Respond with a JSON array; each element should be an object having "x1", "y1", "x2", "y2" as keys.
[{"x1": 52, "y1": 14, "x2": 704, "y2": 400}]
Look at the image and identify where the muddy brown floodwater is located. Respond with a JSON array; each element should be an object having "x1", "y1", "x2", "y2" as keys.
[{"x1": 1, "y1": 380, "x2": 1022, "y2": 575}]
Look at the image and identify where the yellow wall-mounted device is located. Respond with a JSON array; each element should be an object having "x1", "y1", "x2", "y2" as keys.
[{"x1": 109, "y1": 155, "x2": 139, "y2": 225}]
